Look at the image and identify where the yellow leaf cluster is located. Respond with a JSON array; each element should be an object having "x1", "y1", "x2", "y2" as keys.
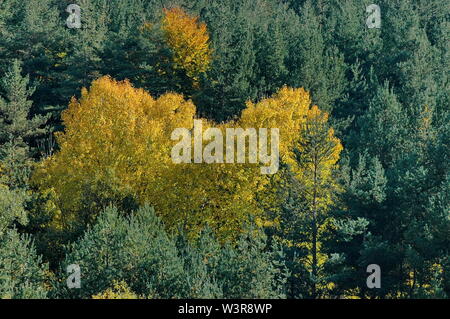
[
  {"x1": 162, "y1": 7, "x2": 212, "y2": 81},
  {"x1": 92, "y1": 281, "x2": 139, "y2": 299},
  {"x1": 32, "y1": 76, "x2": 195, "y2": 226},
  {"x1": 240, "y1": 87, "x2": 312, "y2": 164},
  {"x1": 33, "y1": 77, "x2": 342, "y2": 240}
]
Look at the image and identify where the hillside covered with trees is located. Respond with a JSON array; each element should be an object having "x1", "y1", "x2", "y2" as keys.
[{"x1": 0, "y1": 0, "x2": 448, "y2": 299}]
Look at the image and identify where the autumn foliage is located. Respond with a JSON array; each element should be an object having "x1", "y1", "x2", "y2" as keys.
[
  {"x1": 162, "y1": 7, "x2": 212, "y2": 82},
  {"x1": 2, "y1": 0, "x2": 447, "y2": 300},
  {"x1": 33, "y1": 77, "x2": 341, "y2": 240}
]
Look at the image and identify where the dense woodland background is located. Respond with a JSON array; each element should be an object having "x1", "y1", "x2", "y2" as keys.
[{"x1": 0, "y1": 0, "x2": 449, "y2": 299}]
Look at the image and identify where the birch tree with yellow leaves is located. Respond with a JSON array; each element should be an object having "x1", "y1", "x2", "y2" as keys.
[
  {"x1": 32, "y1": 76, "x2": 196, "y2": 229},
  {"x1": 33, "y1": 77, "x2": 342, "y2": 244}
]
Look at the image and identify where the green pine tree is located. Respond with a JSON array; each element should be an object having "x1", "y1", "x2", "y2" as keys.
[
  {"x1": 0, "y1": 228, "x2": 48, "y2": 299},
  {"x1": 0, "y1": 60, "x2": 48, "y2": 189}
]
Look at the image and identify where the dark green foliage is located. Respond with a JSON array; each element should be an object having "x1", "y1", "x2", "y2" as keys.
[
  {"x1": 56, "y1": 205, "x2": 287, "y2": 299},
  {"x1": 0, "y1": 229, "x2": 49, "y2": 299},
  {"x1": 331, "y1": 86, "x2": 449, "y2": 298},
  {"x1": 56, "y1": 205, "x2": 186, "y2": 298},
  {"x1": 286, "y1": 0, "x2": 347, "y2": 113},
  {"x1": 0, "y1": 60, "x2": 49, "y2": 189},
  {"x1": 266, "y1": 172, "x2": 316, "y2": 298},
  {"x1": 0, "y1": 184, "x2": 27, "y2": 236},
  {"x1": 214, "y1": 227, "x2": 287, "y2": 299},
  {"x1": 0, "y1": 172, "x2": 48, "y2": 299}
]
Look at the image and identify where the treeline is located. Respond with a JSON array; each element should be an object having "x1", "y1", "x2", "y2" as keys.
[{"x1": 0, "y1": 0, "x2": 449, "y2": 299}]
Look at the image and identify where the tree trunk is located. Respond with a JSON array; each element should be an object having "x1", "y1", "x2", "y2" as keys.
[{"x1": 311, "y1": 154, "x2": 318, "y2": 299}]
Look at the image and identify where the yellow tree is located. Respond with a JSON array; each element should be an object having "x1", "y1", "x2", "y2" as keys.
[
  {"x1": 239, "y1": 86, "x2": 313, "y2": 164},
  {"x1": 33, "y1": 78, "x2": 341, "y2": 244},
  {"x1": 162, "y1": 7, "x2": 212, "y2": 83},
  {"x1": 241, "y1": 89, "x2": 342, "y2": 297},
  {"x1": 33, "y1": 76, "x2": 261, "y2": 237},
  {"x1": 32, "y1": 76, "x2": 196, "y2": 228},
  {"x1": 92, "y1": 281, "x2": 139, "y2": 299}
]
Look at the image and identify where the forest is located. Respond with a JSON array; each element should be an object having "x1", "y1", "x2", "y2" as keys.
[{"x1": 0, "y1": 0, "x2": 448, "y2": 299}]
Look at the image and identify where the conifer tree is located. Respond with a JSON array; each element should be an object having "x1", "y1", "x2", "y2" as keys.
[
  {"x1": 57, "y1": 205, "x2": 187, "y2": 299},
  {"x1": 58, "y1": 205, "x2": 288, "y2": 299},
  {"x1": 0, "y1": 60, "x2": 48, "y2": 189},
  {"x1": 0, "y1": 184, "x2": 27, "y2": 236},
  {"x1": 196, "y1": 2, "x2": 257, "y2": 121},
  {"x1": 286, "y1": 0, "x2": 347, "y2": 113},
  {"x1": 0, "y1": 229, "x2": 49, "y2": 299},
  {"x1": 269, "y1": 104, "x2": 343, "y2": 298},
  {"x1": 216, "y1": 225, "x2": 288, "y2": 299}
]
